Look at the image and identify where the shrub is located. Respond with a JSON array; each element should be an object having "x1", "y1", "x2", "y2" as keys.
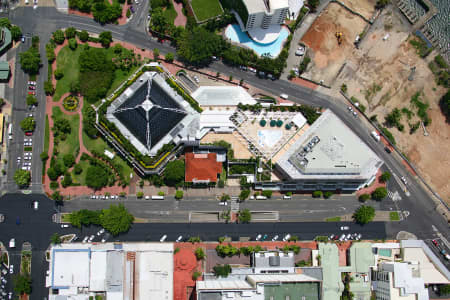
[
  {"x1": 73, "y1": 164, "x2": 83, "y2": 174},
  {"x1": 371, "y1": 187, "x2": 387, "y2": 201},
  {"x1": 323, "y1": 191, "x2": 333, "y2": 198},
  {"x1": 213, "y1": 264, "x2": 232, "y2": 277},
  {"x1": 68, "y1": 38, "x2": 77, "y2": 50},
  {"x1": 53, "y1": 29, "x2": 65, "y2": 44},
  {"x1": 175, "y1": 190, "x2": 183, "y2": 199},
  {"x1": 261, "y1": 190, "x2": 272, "y2": 198},
  {"x1": 239, "y1": 189, "x2": 250, "y2": 201},
  {"x1": 77, "y1": 30, "x2": 89, "y2": 42},
  {"x1": 259, "y1": 119, "x2": 266, "y2": 127},
  {"x1": 312, "y1": 191, "x2": 322, "y2": 198},
  {"x1": 136, "y1": 191, "x2": 143, "y2": 198},
  {"x1": 65, "y1": 27, "x2": 77, "y2": 39},
  {"x1": 359, "y1": 194, "x2": 370, "y2": 202},
  {"x1": 192, "y1": 271, "x2": 202, "y2": 280},
  {"x1": 165, "y1": 52, "x2": 174, "y2": 62},
  {"x1": 195, "y1": 248, "x2": 206, "y2": 260},
  {"x1": 54, "y1": 69, "x2": 64, "y2": 80},
  {"x1": 380, "y1": 172, "x2": 391, "y2": 183}
]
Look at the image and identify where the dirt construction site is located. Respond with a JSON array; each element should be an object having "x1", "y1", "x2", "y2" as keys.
[
  {"x1": 306, "y1": 2, "x2": 450, "y2": 202},
  {"x1": 301, "y1": 1, "x2": 375, "y2": 85}
]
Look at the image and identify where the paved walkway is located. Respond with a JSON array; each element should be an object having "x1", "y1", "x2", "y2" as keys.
[{"x1": 171, "y1": 0, "x2": 187, "y2": 27}]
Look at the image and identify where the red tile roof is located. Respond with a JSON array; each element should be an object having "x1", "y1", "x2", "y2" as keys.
[{"x1": 185, "y1": 152, "x2": 222, "y2": 183}]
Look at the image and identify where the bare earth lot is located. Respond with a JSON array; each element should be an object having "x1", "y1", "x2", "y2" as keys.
[
  {"x1": 340, "y1": 0, "x2": 377, "y2": 19},
  {"x1": 301, "y1": 3, "x2": 368, "y2": 85},
  {"x1": 333, "y1": 7, "x2": 450, "y2": 202}
]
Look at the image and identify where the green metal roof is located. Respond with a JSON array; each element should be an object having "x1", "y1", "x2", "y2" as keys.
[
  {"x1": 0, "y1": 27, "x2": 11, "y2": 54},
  {"x1": 264, "y1": 282, "x2": 321, "y2": 300},
  {"x1": 319, "y1": 243, "x2": 344, "y2": 300},
  {"x1": 0, "y1": 61, "x2": 9, "y2": 80}
]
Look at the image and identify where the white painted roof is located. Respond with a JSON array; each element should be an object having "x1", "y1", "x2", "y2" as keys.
[
  {"x1": 291, "y1": 113, "x2": 306, "y2": 128},
  {"x1": 403, "y1": 248, "x2": 450, "y2": 284},
  {"x1": 192, "y1": 86, "x2": 256, "y2": 106},
  {"x1": 52, "y1": 249, "x2": 90, "y2": 288},
  {"x1": 89, "y1": 251, "x2": 107, "y2": 291},
  {"x1": 197, "y1": 280, "x2": 254, "y2": 290},
  {"x1": 200, "y1": 109, "x2": 236, "y2": 130}
]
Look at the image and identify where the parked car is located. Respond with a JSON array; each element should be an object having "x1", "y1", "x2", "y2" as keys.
[
  {"x1": 255, "y1": 234, "x2": 262, "y2": 241},
  {"x1": 61, "y1": 224, "x2": 69, "y2": 228},
  {"x1": 25, "y1": 131, "x2": 33, "y2": 136},
  {"x1": 401, "y1": 176, "x2": 407, "y2": 185},
  {"x1": 385, "y1": 147, "x2": 392, "y2": 154},
  {"x1": 261, "y1": 234, "x2": 268, "y2": 241},
  {"x1": 82, "y1": 236, "x2": 88, "y2": 243},
  {"x1": 160, "y1": 235, "x2": 167, "y2": 242},
  {"x1": 295, "y1": 46, "x2": 305, "y2": 56},
  {"x1": 432, "y1": 239, "x2": 438, "y2": 246},
  {"x1": 271, "y1": 235, "x2": 279, "y2": 242},
  {"x1": 283, "y1": 234, "x2": 291, "y2": 242},
  {"x1": 97, "y1": 229, "x2": 105, "y2": 236},
  {"x1": 176, "y1": 235, "x2": 183, "y2": 242},
  {"x1": 9, "y1": 265, "x2": 13, "y2": 274},
  {"x1": 280, "y1": 93, "x2": 288, "y2": 100}
]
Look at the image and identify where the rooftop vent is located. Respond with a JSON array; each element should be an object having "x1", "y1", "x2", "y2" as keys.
[{"x1": 269, "y1": 256, "x2": 280, "y2": 266}]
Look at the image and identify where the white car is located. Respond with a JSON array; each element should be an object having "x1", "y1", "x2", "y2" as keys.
[
  {"x1": 8, "y1": 292, "x2": 12, "y2": 299},
  {"x1": 272, "y1": 235, "x2": 279, "y2": 242},
  {"x1": 283, "y1": 234, "x2": 291, "y2": 242},
  {"x1": 88, "y1": 235, "x2": 95, "y2": 242},
  {"x1": 340, "y1": 226, "x2": 349, "y2": 231},
  {"x1": 101, "y1": 238, "x2": 106, "y2": 243},
  {"x1": 280, "y1": 93, "x2": 288, "y2": 100},
  {"x1": 145, "y1": 196, "x2": 150, "y2": 200},
  {"x1": 176, "y1": 235, "x2": 183, "y2": 242},
  {"x1": 255, "y1": 234, "x2": 262, "y2": 241},
  {"x1": 97, "y1": 229, "x2": 105, "y2": 236},
  {"x1": 9, "y1": 265, "x2": 13, "y2": 274},
  {"x1": 160, "y1": 235, "x2": 167, "y2": 242},
  {"x1": 82, "y1": 236, "x2": 88, "y2": 243},
  {"x1": 61, "y1": 224, "x2": 69, "y2": 228},
  {"x1": 219, "y1": 201, "x2": 227, "y2": 206},
  {"x1": 401, "y1": 176, "x2": 407, "y2": 185}
]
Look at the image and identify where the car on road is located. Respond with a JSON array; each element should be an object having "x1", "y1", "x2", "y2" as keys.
[
  {"x1": 261, "y1": 234, "x2": 268, "y2": 241},
  {"x1": 339, "y1": 234, "x2": 345, "y2": 241},
  {"x1": 346, "y1": 233, "x2": 352, "y2": 239},
  {"x1": 82, "y1": 236, "x2": 88, "y2": 243},
  {"x1": 219, "y1": 201, "x2": 227, "y2": 206},
  {"x1": 295, "y1": 46, "x2": 305, "y2": 56},
  {"x1": 160, "y1": 235, "x2": 167, "y2": 242},
  {"x1": 401, "y1": 176, "x2": 407, "y2": 185},
  {"x1": 432, "y1": 239, "x2": 438, "y2": 246},
  {"x1": 61, "y1": 224, "x2": 69, "y2": 228},
  {"x1": 25, "y1": 132, "x2": 33, "y2": 136},
  {"x1": 255, "y1": 234, "x2": 262, "y2": 241},
  {"x1": 88, "y1": 235, "x2": 95, "y2": 242},
  {"x1": 352, "y1": 111, "x2": 358, "y2": 117},
  {"x1": 385, "y1": 147, "x2": 392, "y2": 154},
  {"x1": 21, "y1": 36, "x2": 25, "y2": 43},
  {"x1": 27, "y1": 81, "x2": 36, "y2": 86},
  {"x1": 28, "y1": 86, "x2": 36, "y2": 90},
  {"x1": 28, "y1": 91, "x2": 35, "y2": 95},
  {"x1": 9, "y1": 265, "x2": 13, "y2": 274},
  {"x1": 271, "y1": 235, "x2": 279, "y2": 242},
  {"x1": 176, "y1": 235, "x2": 183, "y2": 242},
  {"x1": 97, "y1": 229, "x2": 105, "y2": 236},
  {"x1": 340, "y1": 226, "x2": 349, "y2": 231},
  {"x1": 280, "y1": 93, "x2": 288, "y2": 100},
  {"x1": 330, "y1": 234, "x2": 335, "y2": 240},
  {"x1": 145, "y1": 196, "x2": 150, "y2": 200},
  {"x1": 8, "y1": 292, "x2": 12, "y2": 299},
  {"x1": 283, "y1": 234, "x2": 291, "y2": 241}
]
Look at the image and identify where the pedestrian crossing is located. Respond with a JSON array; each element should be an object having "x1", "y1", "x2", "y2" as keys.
[{"x1": 388, "y1": 191, "x2": 402, "y2": 201}]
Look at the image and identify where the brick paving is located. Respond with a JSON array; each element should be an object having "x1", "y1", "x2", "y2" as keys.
[
  {"x1": 171, "y1": 0, "x2": 187, "y2": 27},
  {"x1": 356, "y1": 168, "x2": 386, "y2": 196}
]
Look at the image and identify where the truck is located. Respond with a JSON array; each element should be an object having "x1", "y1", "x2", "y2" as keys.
[
  {"x1": 9, "y1": 238, "x2": 15, "y2": 248},
  {"x1": 371, "y1": 131, "x2": 380, "y2": 142}
]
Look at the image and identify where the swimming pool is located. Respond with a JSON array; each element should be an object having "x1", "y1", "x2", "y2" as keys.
[
  {"x1": 378, "y1": 249, "x2": 392, "y2": 257},
  {"x1": 257, "y1": 130, "x2": 283, "y2": 148},
  {"x1": 225, "y1": 24, "x2": 290, "y2": 57}
]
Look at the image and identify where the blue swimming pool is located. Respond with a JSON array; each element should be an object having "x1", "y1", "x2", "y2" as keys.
[{"x1": 225, "y1": 24, "x2": 290, "y2": 57}]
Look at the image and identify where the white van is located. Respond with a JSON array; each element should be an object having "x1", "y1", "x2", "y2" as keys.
[
  {"x1": 33, "y1": 201, "x2": 39, "y2": 210},
  {"x1": 256, "y1": 195, "x2": 267, "y2": 200}
]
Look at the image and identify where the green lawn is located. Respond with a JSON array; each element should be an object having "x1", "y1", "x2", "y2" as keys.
[
  {"x1": 163, "y1": 5, "x2": 178, "y2": 25},
  {"x1": 325, "y1": 216, "x2": 341, "y2": 222},
  {"x1": 190, "y1": 0, "x2": 223, "y2": 21},
  {"x1": 71, "y1": 159, "x2": 90, "y2": 186},
  {"x1": 54, "y1": 46, "x2": 82, "y2": 102},
  {"x1": 52, "y1": 106, "x2": 80, "y2": 165},
  {"x1": 389, "y1": 211, "x2": 400, "y2": 221}
]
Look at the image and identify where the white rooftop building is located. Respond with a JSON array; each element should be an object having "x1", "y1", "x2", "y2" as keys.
[
  {"x1": 240, "y1": 0, "x2": 289, "y2": 32},
  {"x1": 46, "y1": 243, "x2": 174, "y2": 300},
  {"x1": 271, "y1": 109, "x2": 383, "y2": 191},
  {"x1": 191, "y1": 86, "x2": 256, "y2": 107}
]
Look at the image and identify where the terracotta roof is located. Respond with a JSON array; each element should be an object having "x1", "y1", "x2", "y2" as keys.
[{"x1": 185, "y1": 152, "x2": 222, "y2": 183}]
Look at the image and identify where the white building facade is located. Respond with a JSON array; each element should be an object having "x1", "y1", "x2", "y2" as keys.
[{"x1": 242, "y1": 0, "x2": 289, "y2": 31}]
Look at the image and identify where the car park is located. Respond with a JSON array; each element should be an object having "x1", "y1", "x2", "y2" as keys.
[
  {"x1": 176, "y1": 235, "x2": 183, "y2": 242},
  {"x1": 160, "y1": 235, "x2": 167, "y2": 242},
  {"x1": 271, "y1": 235, "x2": 279, "y2": 242}
]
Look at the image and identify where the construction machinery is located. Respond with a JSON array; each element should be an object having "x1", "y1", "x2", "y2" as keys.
[{"x1": 335, "y1": 32, "x2": 343, "y2": 45}]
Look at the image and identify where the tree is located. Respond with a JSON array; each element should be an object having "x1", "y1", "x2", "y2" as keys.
[
  {"x1": 323, "y1": 191, "x2": 333, "y2": 198},
  {"x1": 86, "y1": 165, "x2": 110, "y2": 190},
  {"x1": 62, "y1": 173, "x2": 73, "y2": 187},
  {"x1": 13, "y1": 274, "x2": 32, "y2": 295},
  {"x1": 44, "y1": 81, "x2": 55, "y2": 95},
  {"x1": 99, "y1": 31, "x2": 113, "y2": 48},
  {"x1": 63, "y1": 153, "x2": 75, "y2": 168},
  {"x1": 175, "y1": 190, "x2": 183, "y2": 199},
  {"x1": 136, "y1": 191, "x2": 144, "y2": 198},
  {"x1": 380, "y1": 171, "x2": 391, "y2": 183},
  {"x1": 20, "y1": 117, "x2": 35, "y2": 132},
  {"x1": 11, "y1": 25, "x2": 22, "y2": 42},
  {"x1": 50, "y1": 233, "x2": 61, "y2": 244},
  {"x1": 353, "y1": 205, "x2": 375, "y2": 225},
  {"x1": 14, "y1": 169, "x2": 31, "y2": 188},
  {"x1": 239, "y1": 189, "x2": 250, "y2": 201},
  {"x1": 149, "y1": 7, "x2": 168, "y2": 33},
  {"x1": 192, "y1": 271, "x2": 202, "y2": 280},
  {"x1": 261, "y1": 190, "x2": 272, "y2": 198},
  {"x1": 195, "y1": 248, "x2": 206, "y2": 260},
  {"x1": 238, "y1": 209, "x2": 251, "y2": 223},
  {"x1": 177, "y1": 26, "x2": 226, "y2": 66},
  {"x1": 359, "y1": 193, "x2": 371, "y2": 202},
  {"x1": 0, "y1": 18, "x2": 11, "y2": 29},
  {"x1": 165, "y1": 52, "x2": 174, "y2": 62},
  {"x1": 51, "y1": 191, "x2": 63, "y2": 202},
  {"x1": 65, "y1": 27, "x2": 77, "y2": 39},
  {"x1": 312, "y1": 191, "x2": 322, "y2": 198},
  {"x1": 53, "y1": 29, "x2": 66, "y2": 44},
  {"x1": 99, "y1": 204, "x2": 134, "y2": 235},
  {"x1": 54, "y1": 69, "x2": 64, "y2": 80},
  {"x1": 308, "y1": 0, "x2": 320, "y2": 12},
  {"x1": 439, "y1": 285, "x2": 450, "y2": 296},
  {"x1": 213, "y1": 264, "x2": 231, "y2": 277},
  {"x1": 153, "y1": 48, "x2": 160, "y2": 60},
  {"x1": 371, "y1": 187, "x2": 387, "y2": 201},
  {"x1": 78, "y1": 30, "x2": 89, "y2": 42},
  {"x1": 19, "y1": 47, "x2": 41, "y2": 74},
  {"x1": 47, "y1": 167, "x2": 58, "y2": 181},
  {"x1": 375, "y1": 0, "x2": 390, "y2": 9},
  {"x1": 26, "y1": 95, "x2": 38, "y2": 106},
  {"x1": 163, "y1": 160, "x2": 185, "y2": 186},
  {"x1": 40, "y1": 152, "x2": 49, "y2": 162},
  {"x1": 68, "y1": 38, "x2": 78, "y2": 50},
  {"x1": 220, "y1": 193, "x2": 230, "y2": 201},
  {"x1": 73, "y1": 164, "x2": 83, "y2": 175}
]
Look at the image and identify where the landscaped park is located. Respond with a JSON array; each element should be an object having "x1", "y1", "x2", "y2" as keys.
[{"x1": 43, "y1": 29, "x2": 144, "y2": 198}]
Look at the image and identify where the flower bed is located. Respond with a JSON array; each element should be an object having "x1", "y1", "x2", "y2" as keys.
[{"x1": 62, "y1": 95, "x2": 79, "y2": 111}]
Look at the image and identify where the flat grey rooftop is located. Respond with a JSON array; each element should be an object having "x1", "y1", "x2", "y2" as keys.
[{"x1": 278, "y1": 110, "x2": 383, "y2": 180}]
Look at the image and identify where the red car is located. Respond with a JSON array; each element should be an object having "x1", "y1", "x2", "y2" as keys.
[
  {"x1": 432, "y1": 239, "x2": 438, "y2": 246},
  {"x1": 28, "y1": 91, "x2": 35, "y2": 95},
  {"x1": 25, "y1": 131, "x2": 33, "y2": 136}
]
